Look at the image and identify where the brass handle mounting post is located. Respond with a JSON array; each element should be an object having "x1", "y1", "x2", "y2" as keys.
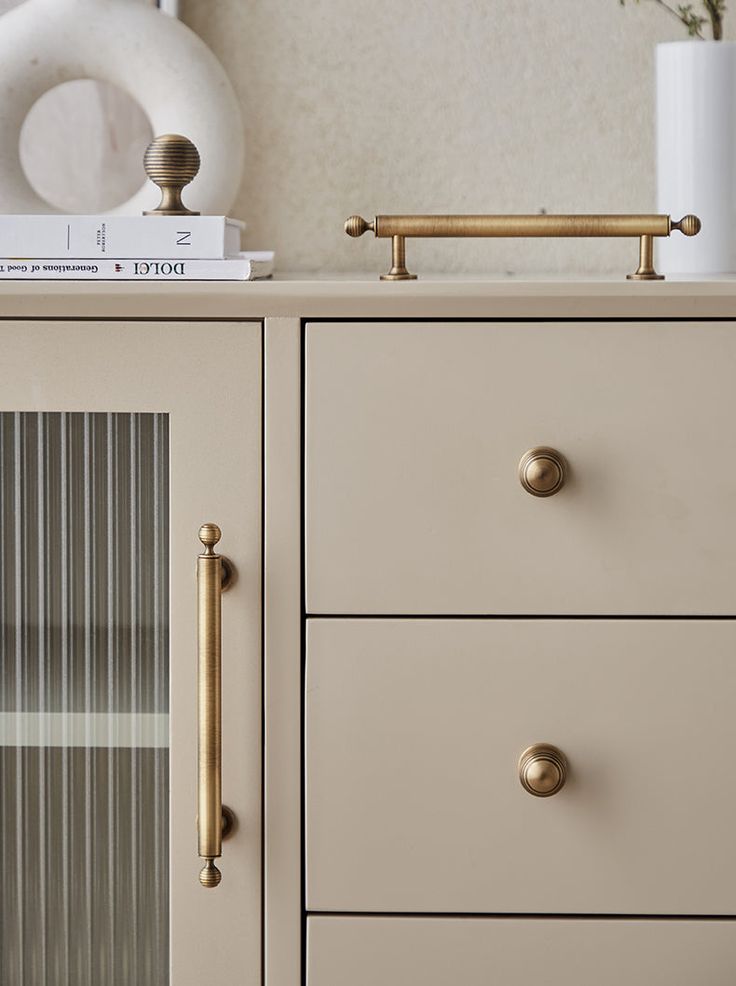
[
  {"x1": 344, "y1": 213, "x2": 701, "y2": 281},
  {"x1": 197, "y1": 523, "x2": 235, "y2": 888}
]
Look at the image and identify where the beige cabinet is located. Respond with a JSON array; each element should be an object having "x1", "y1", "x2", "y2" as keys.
[
  {"x1": 301, "y1": 302, "x2": 736, "y2": 982},
  {"x1": 2, "y1": 280, "x2": 735, "y2": 985}
]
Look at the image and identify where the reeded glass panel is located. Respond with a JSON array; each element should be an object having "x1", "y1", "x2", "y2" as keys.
[{"x1": 0, "y1": 412, "x2": 169, "y2": 986}]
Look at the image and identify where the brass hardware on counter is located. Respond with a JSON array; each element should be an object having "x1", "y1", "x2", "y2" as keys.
[
  {"x1": 144, "y1": 134, "x2": 201, "y2": 216},
  {"x1": 519, "y1": 447, "x2": 566, "y2": 498},
  {"x1": 518, "y1": 744, "x2": 568, "y2": 797},
  {"x1": 197, "y1": 523, "x2": 234, "y2": 888},
  {"x1": 345, "y1": 213, "x2": 702, "y2": 281}
]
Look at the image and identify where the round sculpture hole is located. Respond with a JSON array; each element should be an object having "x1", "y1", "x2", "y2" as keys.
[{"x1": 20, "y1": 79, "x2": 153, "y2": 213}]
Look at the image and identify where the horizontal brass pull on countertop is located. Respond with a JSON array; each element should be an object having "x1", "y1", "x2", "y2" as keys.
[{"x1": 345, "y1": 213, "x2": 701, "y2": 281}]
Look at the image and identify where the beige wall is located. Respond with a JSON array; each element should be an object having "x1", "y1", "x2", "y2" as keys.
[
  {"x1": 179, "y1": 0, "x2": 729, "y2": 275},
  {"x1": 1, "y1": 0, "x2": 723, "y2": 272}
]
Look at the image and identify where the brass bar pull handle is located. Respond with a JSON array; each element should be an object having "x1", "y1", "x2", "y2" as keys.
[
  {"x1": 196, "y1": 523, "x2": 234, "y2": 888},
  {"x1": 345, "y1": 212, "x2": 701, "y2": 281}
]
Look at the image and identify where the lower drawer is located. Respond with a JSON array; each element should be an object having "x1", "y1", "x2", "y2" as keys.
[
  {"x1": 307, "y1": 917, "x2": 736, "y2": 986},
  {"x1": 306, "y1": 619, "x2": 736, "y2": 914}
]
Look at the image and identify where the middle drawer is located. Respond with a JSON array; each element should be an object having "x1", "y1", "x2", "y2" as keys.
[{"x1": 306, "y1": 618, "x2": 736, "y2": 915}]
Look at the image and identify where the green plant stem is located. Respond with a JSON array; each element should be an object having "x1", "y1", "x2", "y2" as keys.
[
  {"x1": 704, "y1": 0, "x2": 724, "y2": 37},
  {"x1": 651, "y1": 0, "x2": 706, "y2": 36}
]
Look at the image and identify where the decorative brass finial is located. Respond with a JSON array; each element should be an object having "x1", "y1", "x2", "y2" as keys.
[
  {"x1": 344, "y1": 215, "x2": 375, "y2": 237},
  {"x1": 672, "y1": 214, "x2": 702, "y2": 237},
  {"x1": 198, "y1": 523, "x2": 222, "y2": 555},
  {"x1": 143, "y1": 134, "x2": 201, "y2": 216},
  {"x1": 199, "y1": 858, "x2": 222, "y2": 888}
]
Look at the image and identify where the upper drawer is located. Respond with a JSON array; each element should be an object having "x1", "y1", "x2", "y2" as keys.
[{"x1": 306, "y1": 320, "x2": 736, "y2": 614}]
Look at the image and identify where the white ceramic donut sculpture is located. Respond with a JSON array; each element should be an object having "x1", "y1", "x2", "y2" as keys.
[{"x1": 0, "y1": 0, "x2": 244, "y2": 214}]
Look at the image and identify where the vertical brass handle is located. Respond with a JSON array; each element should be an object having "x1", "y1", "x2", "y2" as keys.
[{"x1": 197, "y1": 523, "x2": 233, "y2": 888}]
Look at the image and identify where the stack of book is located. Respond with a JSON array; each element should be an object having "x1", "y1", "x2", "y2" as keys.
[{"x1": 0, "y1": 215, "x2": 274, "y2": 281}]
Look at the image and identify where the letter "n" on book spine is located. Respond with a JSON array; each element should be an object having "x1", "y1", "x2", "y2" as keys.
[{"x1": 176, "y1": 231, "x2": 192, "y2": 246}]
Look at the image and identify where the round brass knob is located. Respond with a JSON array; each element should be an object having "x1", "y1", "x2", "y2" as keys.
[
  {"x1": 143, "y1": 133, "x2": 201, "y2": 216},
  {"x1": 518, "y1": 744, "x2": 568, "y2": 797},
  {"x1": 518, "y1": 447, "x2": 566, "y2": 497}
]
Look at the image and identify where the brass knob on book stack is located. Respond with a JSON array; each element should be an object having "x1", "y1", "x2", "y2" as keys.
[{"x1": 143, "y1": 134, "x2": 200, "y2": 216}]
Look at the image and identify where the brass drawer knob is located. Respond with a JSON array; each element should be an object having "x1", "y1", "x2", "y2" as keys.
[
  {"x1": 518, "y1": 744, "x2": 568, "y2": 797},
  {"x1": 518, "y1": 447, "x2": 566, "y2": 497}
]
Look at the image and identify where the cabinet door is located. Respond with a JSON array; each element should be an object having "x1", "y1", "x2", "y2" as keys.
[{"x1": 0, "y1": 321, "x2": 261, "y2": 986}]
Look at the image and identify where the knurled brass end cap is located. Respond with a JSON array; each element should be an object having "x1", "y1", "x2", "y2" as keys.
[
  {"x1": 199, "y1": 859, "x2": 222, "y2": 888},
  {"x1": 345, "y1": 215, "x2": 374, "y2": 237},
  {"x1": 198, "y1": 523, "x2": 222, "y2": 549},
  {"x1": 673, "y1": 214, "x2": 701, "y2": 237}
]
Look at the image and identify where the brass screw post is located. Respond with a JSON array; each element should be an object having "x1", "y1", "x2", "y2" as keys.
[
  {"x1": 143, "y1": 134, "x2": 201, "y2": 216},
  {"x1": 381, "y1": 235, "x2": 417, "y2": 281},
  {"x1": 627, "y1": 234, "x2": 663, "y2": 281}
]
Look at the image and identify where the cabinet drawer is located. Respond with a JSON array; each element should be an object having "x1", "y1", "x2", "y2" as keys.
[
  {"x1": 306, "y1": 321, "x2": 736, "y2": 614},
  {"x1": 306, "y1": 619, "x2": 736, "y2": 914},
  {"x1": 307, "y1": 916, "x2": 736, "y2": 986}
]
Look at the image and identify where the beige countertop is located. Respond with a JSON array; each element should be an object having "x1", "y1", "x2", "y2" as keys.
[{"x1": 0, "y1": 274, "x2": 734, "y2": 320}]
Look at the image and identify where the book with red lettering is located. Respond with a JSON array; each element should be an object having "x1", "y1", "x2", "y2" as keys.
[{"x1": 0, "y1": 251, "x2": 274, "y2": 280}]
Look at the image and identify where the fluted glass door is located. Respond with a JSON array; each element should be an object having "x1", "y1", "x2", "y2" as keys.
[
  {"x1": 1, "y1": 411, "x2": 169, "y2": 986},
  {"x1": 1, "y1": 318, "x2": 262, "y2": 986}
]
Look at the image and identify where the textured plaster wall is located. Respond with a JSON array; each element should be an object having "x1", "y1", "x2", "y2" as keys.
[{"x1": 179, "y1": 0, "x2": 732, "y2": 275}]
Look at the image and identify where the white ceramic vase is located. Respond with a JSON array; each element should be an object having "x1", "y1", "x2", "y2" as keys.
[{"x1": 657, "y1": 40, "x2": 736, "y2": 274}]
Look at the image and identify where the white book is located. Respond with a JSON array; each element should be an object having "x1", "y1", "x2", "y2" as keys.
[
  {"x1": 0, "y1": 215, "x2": 243, "y2": 259},
  {"x1": 0, "y1": 252, "x2": 274, "y2": 281}
]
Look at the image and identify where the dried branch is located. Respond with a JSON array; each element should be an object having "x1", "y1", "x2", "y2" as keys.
[
  {"x1": 703, "y1": 0, "x2": 726, "y2": 38},
  {"x1": 619, "y1": 0, "x2": 729, "y2": 39}
]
